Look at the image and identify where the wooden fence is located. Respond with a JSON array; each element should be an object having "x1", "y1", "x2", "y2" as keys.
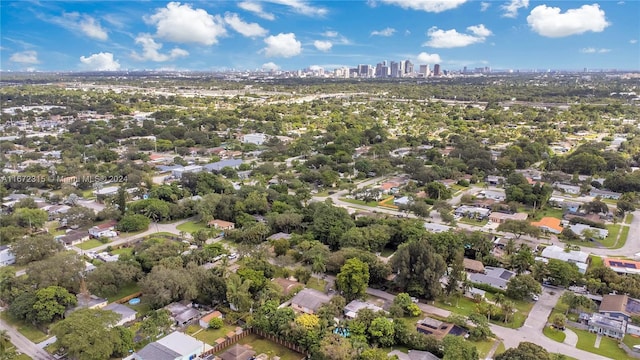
[
  {"x1": 200, "y1": 327, "x2": 309, "y2": 358},
  {"x1": 115, "y1": 292, "x2": 143, "y2": 304}
]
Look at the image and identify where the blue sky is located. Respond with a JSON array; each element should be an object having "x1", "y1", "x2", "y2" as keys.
[{"x1": 1, "y1": 1, "x2": 639, "y2": 72}]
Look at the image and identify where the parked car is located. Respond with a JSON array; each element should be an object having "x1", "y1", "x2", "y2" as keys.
[{"x1": 411, "y1": 297, "x2": 419, "y2": 303}]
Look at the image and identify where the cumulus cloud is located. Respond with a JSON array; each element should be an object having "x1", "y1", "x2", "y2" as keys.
[
  {"x1": 263, "y1": 33, "x2": 302, "y2": 57},
  {"x1": 48, "y1": 12, "x2": 108, "y2": 40},
  {"x1": 79, "y1": 52, "x2": 120, "y2": 71},
  {"x1": 146, "y1": 2, "x2": 227, "y2": 45},
  {"x1": 266, "y1": 0, "x2": 328, "y2": 16},
  {"x1": 417, "y1": 52, "x2": 441, "y2": 63},
  {"x1": 424, "y1": 24, "x2": 492, "y2": 48},
  {"x1": 480, "y1": 2, "x2": 491, "y2": 11},
  {"x1": 239, "y1": 1, "x2": 275, "y2": 20},
  {"x1": 262, "y1": 62, "x2": 280, "y2": 70},
  {"x1": 224, "y1": 13, "x2": 268, "y2": 38},
  {"x1": 371, "y1": 27, "x2": 396, "y2": 37},
  {"x1": 527, "y1": 4, "x2": 610, "y2": 38},
  {"x1": 379, "y1": 0, "x2": 467, "y2": 13},
  {"x1": 313, "y1": 40, "x2": 332, "y2": 52},
  {"x1": 131, "y1": 33, "x2": 189, "y2": 62},
  {"x1": 502, "y1": 0, "x2": 529, "y2": 18},
  {"x1": 580, "y1": 47, "x2": 611, "y2": 53},
  {"x1": 10, "y1": 51, "x2": 39, "y2": 64}
]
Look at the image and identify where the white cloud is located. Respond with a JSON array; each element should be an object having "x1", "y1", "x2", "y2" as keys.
[
  {"x1": 480, "y1": 2, "x2": 491, "y2": 11},
  {"x1": 262, "y1": 33, "x2": 302, "y2": 57},
  {"x1": 417, "y1": 52, "x2": 442, "y2": 63},
  {"x1": 424, "y1": 24, "x2": 492, "y2": 48},
  {"x1": 631, "y1": 39, "x2": 638, "y2": 44},
  {"x1": 379, "y1": 0, "x2": 467, "y2": 13},
  {"x1": 527, "y1": 4, "x2": 610, "y2": 38},
  {"x1": 313, "y1": 40, "x2": 333, "y2": 52},
  {"x1": 309, "y1": 65, "x2": 323, "y2": 71},
  {"x1": 239, "y1": 1, "x2": 275, "y2": 20},
  {"x1": 580, "y1": 47, "x2": 611, "y2": 53},
  {"x1": 224, "y1": 13, "x2": 268, "y2": 38},
  {"x1": 147, "y1": 2, "x2": 227, "y2": 45},
  {"x1": 262, "y1": 62, "x2": 280, "y2": 70},
  {"x1": 323, "y1": 31, "x2": 339, "y2": 37},
  {"x1": 79, "y1": 52, "x2": 120, "y2": 71},
  {"x1": 48, "y1": 12, "x2": 108, "y2": 40},
  {"x1": 371, "y1": 27, "x2": 396, "y2": 36},
  {"x1": 265, "y1": 0, "x2": 328, "y2": 16},
  {"x1": 502, "y1": 0, "x2": 529, "y2": 18},
  {"x1": 10, "y1": 51, "x2": 39, "y2": 64},
  {"x1": 131, "y1": 33, "x2": 189, "y2": 62}
]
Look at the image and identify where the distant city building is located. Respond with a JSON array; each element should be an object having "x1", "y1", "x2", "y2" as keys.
[
  {"x1": 390, "y1": 61, "x2": 400, "y2": 78},
  {"x1": 404, "y1": 60, "x2": 414, "y2": 75},
  {"x1": 419, "y1": 64, "x2": 430, "y2": 77},
  {"x1": 433, "y1": 64, "x2": 441, "y2": 76},
  {"x1": 242, "y1": 133, "x2": 268, "y2": 145}
]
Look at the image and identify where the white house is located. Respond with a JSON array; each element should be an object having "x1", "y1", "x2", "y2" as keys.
[
  {"x1": 103, "y1": 303, "x2": 137, "y2": 326},
  {"x1": 478, "y1": 189, "x2": 506, "y2": 201},
  {"x1": 0, "y1": 245, "x2": 16, "y2": 266},
  {"x1": 172, "y1": 165, "x2": 203, "y2": 179},
  {"x1": 134, "y1": 331, "x2": 209, "y2": 360},
  {"x1": 569, "y1": 224, "x2": 608, "y2": 240},
  {"x1": 540, "y1": 245, "x2": 589, "y2": 273},
  {"x1": 553, "y1": 182, "x2": 581, "y2": 195},
  {"x1": 242, "y1": 133, "x2": 269, "y2": 145}
]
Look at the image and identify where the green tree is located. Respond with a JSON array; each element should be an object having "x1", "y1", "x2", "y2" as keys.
[
  {"x1": 368, "y1": 317, "x2": 395, "y2": 347},
  {"x1": 32, "y1": 286, "x2": 77, "y2": 323},
  {"x1": 547, "y1": 259, "x2": 581, "y2": 287},
  {"x1": 495, "y1": 342, "x2": 550, "y2": 360},
  {"x1": 497, "y1": 220, "x2": 541, "y2": 239},
  {"x1": 226, "y1": 273, "x2": 253, "y2": 312},
  {"x1": 550, "y1": 313, "x2": 567, "y2": 329},
  {"x1": 86, "y1": 261, "x2": 142, "y2": 297},
  {"x1": 116, "y1": 214, "x2": 150, "y2": 232},
  {"x1": 50, "y1": 309, "x2": 130, "y2": 360},
  {"x1": 442, "y1": 334, "x2": 479, "y2": 360},
  {"x1": 391, "y1": 238, "x2": 447, "y2": 299},
  {"x1": 12, "y1": 208, "x2": 48, "y2": 229},
  {"x1": 336, "y1": 258, "x2": 369, "y2": 301},
  {"x1": 11, "y1": 234, "x2": 63, "y2": 265},
  {"x1": 60, "y1": 206, "x2": 96, "y2": 229},
  {"x1": 139, "y1": 265, "x2": 197, "y2": 308},
  {"x1": 506, "y1": 274, "x2": 542, "y2": 300}
]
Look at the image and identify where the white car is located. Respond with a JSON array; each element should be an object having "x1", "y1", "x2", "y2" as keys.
[
  {"x1": 531, "y1": 294, "x2": 539, "y2": 301},
  {"x1": 228, "y1": 253, "x2": 238, "y2": 260},
  {"x1": 410, "y1": 297, "x2": 419, "y2": 303}
]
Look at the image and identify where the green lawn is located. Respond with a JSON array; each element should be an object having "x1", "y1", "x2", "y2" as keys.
[
  {"x1": 623, "y1": 335, "x2": 640, "y2": 349},
  {"x1": 589, "y1": 255, "x2": 604, "y2": 269},
  {"x1": 435, "y1": 294, "x2": 532, "y2": 329},
  {"x1": 106, "y1": 282, "x2": 140, "y2": 303},
  {"x1": 600, "y1": 224, "x2": 622, "y2": 248},
  {"x1": 0, "y1": 312, "x2": 51, "y2": 343},
  {"x1": 531, "y1": 207, "x2": 564, "y2": 221},
  {"x1": 176, "y1": 221, "x2": 208, "y2": 234},
  {"x1": 458, "y1": 218, "x2": 489, "y2": 226},
  {"x1": 77, "y1": 239, "x2": 106, "y2": 250},
  {"x1": 340, "y1": 197, "x2": 380, "y2": 207},
  {"x1": 190, "y1": 324, "x2": 237, "y2": 344},
  {"x1": 111, "y1": 247, "x2": 133, "y2": 256},
  {"x1": 543, "y1": 326, "x2": 566, "y2": 343},
  {"x1": 306, "y1": 278, "x2": 327, "y2": 292},
  {"x1": 625, "y1": 214, "x2": 634, "y2": 225},
  {"x1": 495, "y1": 342, "x2": 506, "y2": 356},
  {"x1": 618, "y1": 226, "x2": 630, "y2": 249},
  {"x1": 234, "y1": 334, "x2": 305, "y2": 360},
  {"x1": 473, "y1": 340, "x2": 499, "y2": 358},
  {"x1": 572, "y1": 327, "x2": 632, "y2": 359}
]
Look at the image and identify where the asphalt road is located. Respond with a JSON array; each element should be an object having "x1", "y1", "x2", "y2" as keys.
[{"x1": 0, "y1": 316, "x2": 55, "y2": 360}]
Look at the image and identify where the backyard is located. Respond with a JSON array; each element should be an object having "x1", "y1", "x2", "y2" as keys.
[
  {"x1": 186, "y1": 324, "x2": 237, "y2": 344},
  {"x1": 435, "y1": 293, "x2": 533, "y2": 329},
  {"x1": 106, "y1": 282, "x2": 140, "y2": 303},
  {"x1": 306, "y1": 278, "x2": 327, "y2": 292},
  {"x1": 235, "y1": 334, "x2": 305, "y2": 360},
  {"x1": 176, "y1": 221, "x2": 208, "y2": 234}
]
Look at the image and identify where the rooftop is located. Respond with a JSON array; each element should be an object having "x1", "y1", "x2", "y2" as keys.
[
  {"x1": 531, "y1": 217, "x2": 563, "y2": 233},
  {"x1": 540, "y1": 245, "x2": 589, "y2": 264},
  {"x1": 290, "y1": 288, "x2": 332, "y2": 312}
]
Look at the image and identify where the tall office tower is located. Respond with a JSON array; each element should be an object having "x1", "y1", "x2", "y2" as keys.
[
  {"x1": 404, "y1": 60, "x2": 414, "y2": 75},
  {"x1": 419, "y1": 64, "x2": 430, "y2": 77},
  {"x1": 390, "y1": 61, "x2": 400, "y2": 78},
  {"x1": 381, "y1": 65, "x2": 390, "y2": 78},
  {"x1": 433, "y1": 64, "x2": 441, "y2": 76},
  {"x1": 463, "y1": 66, "x2": 467, "y2": 74},
  {"x1": 358, "y1": 64, "x2": 370, "y2": 78},
  {"x1": 375, "y1": 62, "x2": 384, "y2": 77}
]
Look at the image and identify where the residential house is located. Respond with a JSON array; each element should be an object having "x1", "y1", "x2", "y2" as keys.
[
  {"x1": 393, "y1": 196, "x2": 412, "y2": 207},
  {"x1": 465, "y1": 287, "x2": 486, "y2": 300},
  {"x1": 199, "y1": 311, "x2": 223, "y2": 329},
  {"x1": 93, "y1": 186, "x2": 119, "y2": 197},
  {"x1": 172, "y1": 165, "x2": 203, "y2": 179},
  {"x1": 43, "y1": 204, "x2": 71, "y2": 219},
  {"x1": 424, "y1": 223, "x2": 452, "y2": 233},
  {"x1": 548, "y1": 197, "x2": 580, "y2": 213},
  {"x1": 387, "y1": 350, "x2": 440, "y2": 360},
  {"x1": 531, "y1": 217, "x2": 563, "y2": 234},
  {"x1": 164, "y1": 301, "x2": 200, "y2": 326},
  {"x1": 242, "y1": 133, "x2": 268, "y2": 145},
  {"x1": 344, "y1": 300, "x2": 384, "y2": 319},
  {"x1": 469, "y1": 266, "x2": 516, "y2": 290},
  {"x1": 290, "y1": 288, "x2": 332, "y2": 314},
  {"x1": 540, "y1": 245, "x2": 589, "y2": 273},
  {"x1": 416, "y1": 317, "x2": 467, "y2": 340},
  {"x1": 57, "y1": 230, "x2": 90, "y2": 246},
  {"x1": 486, "y1": 176, "x2": 505, "y2": 186},
  {"x1": 0, "y1": 245, "x2": 16, "y2": 266},
  {"x1": 599, "y1": 295, "x2": 640, "y2": 322},
  {"x1": 590, "y1": 188, "x2": 622, "y2": 200},
  {"x1": 103, "y1": 303, "x2": 137, "y2": 326},
  {"x1": 207, "y1": 219, "x2": 235, "y2": 231},
  {"x1": 604, "y1": 258, "x2": 640, "y2": 275},
  {"x1": 463, "y1": 258, "x2": 485, "y2": 274},
  {"x1": 203, "y1": 159, "x2": 243, "y2": 172},
  {"x1": 89, "y1": 220, "x2": 118, "y2": 238},
  {"x1": 553, "y1": 182, "x2": 581, "y2": 195},
  {"x1": 70, "y1": 294, "x2": 108, "y2": 312},
  {"x1": 454, "y1": 206, "x2": 491, "y2": 220},
  {"x1": 569, "y1": 224, "x2": 608, "y2": 240},
  {"x1": 488, "y1": 212, "x2": 528, "y2": 224},
  {"x1": 588, "y1": 313, "x2": 626, "y2": 340},
  {"x1": 219, "y1": 344, "x2": 256, "y2": 360},
  {"x1": 478, "y1": 189, "x2": 506, "y2": 202},
  {"x1": 134, "y1": 331, "x2": 209, "y2": 360}
]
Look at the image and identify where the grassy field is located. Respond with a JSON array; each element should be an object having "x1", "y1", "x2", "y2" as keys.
[
  {"x1": 77, "y1": 239, "x2": 106, "y2": 250},
  {"x1": 189, "y1": 324, "x2": 237, "y2": 344},
  {"x1": 543, "y1": 326, "x2": 567, "y2": 342},
  {"x1": 626, "y1": 214, "x2": 634, "y2": 225},
  {"x1": 601, "y1": 224, "x2": 622, "y2": 248},
  {"x1": 306, "y1": 278, "x2": 327, "y2": 292},
  {"x1": 340, "y1": 197, "x2": 380, "y2": 207},
  {"x1": 235, "y1": 334, "x2": 305, "y2": 360},
  {"x1": 473, "y1": 340, "x2": 499, "y2": 358},
  {"x1": 458, "y1": 217, "x2": 489, "y2": 226},
  {"x1": 176, "y1": 221, "x2": 208, "y2": 234},
  {"x1": 531, "y1": 207, "x2": 564, "y2": 221},
  {"x1": 435, "y1": 294, "x2": 533, "y2": 329},
  {"x1": 106, "y1": 282, "x2": 140, "y2": 303},
  {"x1": 112, "y1": 247, "x2": 134, "y2": 256},
  {"x1": 623, "y1": 335, "x2": 640, "y2": 349},
  {"x1": 618, "y1": 226, "x2": 630, "y2": 248},
  {"x1": 572, "y1": 327, "x2": 632, "y2": 359},
  {"x1": 0, "y1": 312, "x2": 50, "y2": 343},
  {"x1": 589, "y1": 255, "x2": 604, "y2": 269}
]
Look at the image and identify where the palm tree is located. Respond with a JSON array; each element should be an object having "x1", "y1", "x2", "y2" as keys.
[{"x1": 501, "y1": 300, "x2": 515, "y2": 323}]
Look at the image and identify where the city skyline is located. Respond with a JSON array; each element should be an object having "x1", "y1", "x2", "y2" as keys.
[{"x1": 1, "y1": 1, "x2": 639, "y2": 72}]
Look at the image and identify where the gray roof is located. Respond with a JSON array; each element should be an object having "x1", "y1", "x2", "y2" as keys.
[
  {"x1": 344, "y1": 300, "x2": 384, "y2": 317},
  {"x1": 291, "y1": 288, "x2": 331, "y2": 312},
  {"x1": 203, "y1": 159, "x2": 243, "y2": 172},
  {"x1": 136, "y1": 342, "x2": 180, "y2": 360},
  {"x1": 175, "y1": 308, "x2": 200, "y2": 324},
  {"x1": 104, "y1": 303, "x2": 137, "y2": 320},
  {"x1": 267, "y1": 232, "x2": 292, "y2": 240},
  {"x1": 388, "y1": 350, "x2": 440, "y2": 360},
  {"x1": 156, "y1": 332, "x2": 204, "y2": 357},
  {"x1": 469, "y1": 266, "x2": 515, "y2": 290}
]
